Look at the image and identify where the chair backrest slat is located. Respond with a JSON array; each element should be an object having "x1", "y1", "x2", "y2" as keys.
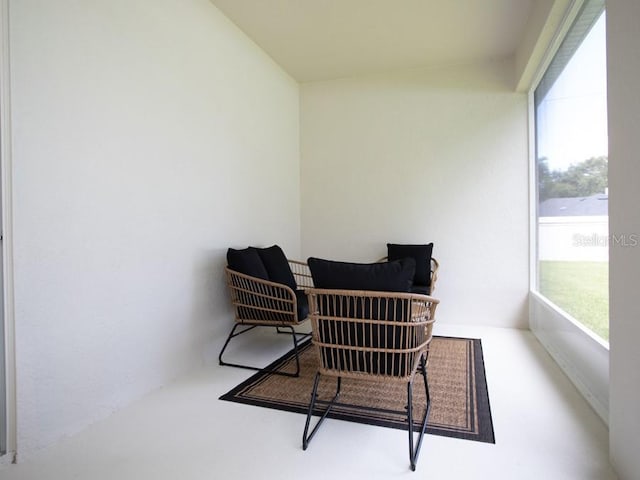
[{"x1": 306, "y1": 289, "x2": 438, "y2": 382}]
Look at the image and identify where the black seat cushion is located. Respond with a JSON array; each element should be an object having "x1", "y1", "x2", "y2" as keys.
[
  {"x1": 387, "y1": 243, "x2": 434, "y2": 287},
  {"x1": 227, "y1": 247, "x2": 269, "y2": 279},
  {"x1": 410, "y1": 284, "x2": 431, "y2": 295},
  {"x1": 307, "y1": 257, "x2": 416, "y2": 292},
  {"x1": 255, "y1": 245, "x2": 297, "y2": 291},
  {"x1": 295, "y1": 290, "x2": 309, "y2": 320}
]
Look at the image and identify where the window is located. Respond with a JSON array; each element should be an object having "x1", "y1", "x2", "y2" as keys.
[{"x1": 534, "y1": 1, "x2": 608, "y2": 341}]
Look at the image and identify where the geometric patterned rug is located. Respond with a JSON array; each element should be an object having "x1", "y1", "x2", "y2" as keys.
[{"x1": 220, "y1": 336, "x2": 494, "y2": 444}]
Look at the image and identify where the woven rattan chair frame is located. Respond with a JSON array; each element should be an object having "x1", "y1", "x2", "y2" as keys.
[
  {"x1": 289, "y1": 259, "x2": 314, "y2": 289},
  {"x1": 377, "y1": 256, "x2": 439, "y2": 293},
  {"x1": 302, "y1": 288, "x2": 439, "y2": 471},
  {"x1": 219, "y1": 260, "x2": 312, "y2": 377}
]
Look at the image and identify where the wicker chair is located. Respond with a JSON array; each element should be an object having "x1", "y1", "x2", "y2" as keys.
[
  {"x1": 302, "y1": 288, "x2": 439, "y2": 471},
  {"x1": 219, "y1": 259, "x2": 312, "y2": 377}
]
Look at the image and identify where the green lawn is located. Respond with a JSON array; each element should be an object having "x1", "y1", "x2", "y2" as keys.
[{"x1": 538, "y1": 261, "x2": 609, "y2": 341}]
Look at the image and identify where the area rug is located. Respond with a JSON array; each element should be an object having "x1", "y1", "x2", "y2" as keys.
[{"x1": 219, "y1": 336, "x2": 495, "y2": 443}]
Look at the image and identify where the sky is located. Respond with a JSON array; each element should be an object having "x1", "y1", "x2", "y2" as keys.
[{"x1": 536, "y1": 12, "x2": 608, "y2": 172}]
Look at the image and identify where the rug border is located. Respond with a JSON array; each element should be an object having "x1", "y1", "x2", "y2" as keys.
[{"x1": 219, "y1": 335, "x2": 495, "y2": 444}]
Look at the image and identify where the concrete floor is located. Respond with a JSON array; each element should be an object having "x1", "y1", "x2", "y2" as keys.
[{"x1": 0, "y1": 324, "x2": 618, "y2": 479}]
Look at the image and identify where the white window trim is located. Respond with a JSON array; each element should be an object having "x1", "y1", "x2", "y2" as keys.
[
  {"x1": 528, "y1": 0, "x2": 610, "y2": 425},
  {"x1": 0, "y1": 0, "x2": 17, "y2": 463}
]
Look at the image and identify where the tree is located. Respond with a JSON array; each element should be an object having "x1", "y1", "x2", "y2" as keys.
[
  {"x1": 537, "y1": 157, "x2": 554, "y2": 202},
  {"x1": 538, "y1": 156, "x2": 608, "y2": 201}
]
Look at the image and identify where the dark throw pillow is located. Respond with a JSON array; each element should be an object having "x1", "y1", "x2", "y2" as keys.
[
  {"x1": 226, "y1": 247, "x2": 269, "y2": 280},
  {"x1": 387, "y1": 243, "x2": 434, "y2": 287},
  {"x1": 307, "y1": 257, "x2": 416, "y2": 293},
  {"x1": 254, "y1": 245, "x2": 297, "y2": 291}
]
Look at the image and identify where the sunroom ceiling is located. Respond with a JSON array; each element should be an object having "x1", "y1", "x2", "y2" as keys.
[{"x1": 209, "y1": 0, "x2": 534, "y2": 82}]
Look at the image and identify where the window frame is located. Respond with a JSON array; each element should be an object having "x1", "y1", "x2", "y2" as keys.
[{"x1": 528, "y1": 0, "x2": 610, "y2": 425}]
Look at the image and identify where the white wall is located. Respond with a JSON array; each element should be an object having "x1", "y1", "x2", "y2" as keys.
[
  {"x1": 300, "y1": 60, "x2": 529, "y2": 328},
  {"x1": 9, "y1": 0, "x2": 300, "y2": 458},
  {"x1": 607, "y1": 1, "x2": 640, "y2": 478}
]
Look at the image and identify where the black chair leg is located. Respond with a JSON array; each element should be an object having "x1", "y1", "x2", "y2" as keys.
[
  {"x1": 407, "y1": 354, "x2": 431, "y2": 471},
  {"x1": 276, "y1": 326, "x2": 312, "y2": 339},
  {"x1": 218, "y1": 323, "x2": 305, "y2": 377},
  {"x1": 276, "y1": 326, "x2": 312, "y2": 377},
  {"x1": 218, "y1": 323, "x2": 256, "y2": 367},
  {"x1": 286, "y1": 325, "x2": 302, "y2": 377},
  {"x1": 302, "y1": 374, "x2": 341, "y2": 450}
]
